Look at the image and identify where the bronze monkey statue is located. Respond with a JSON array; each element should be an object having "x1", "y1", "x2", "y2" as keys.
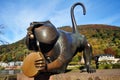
[{"x1": 26, "y1": 2, "x2": 96, "y2": 76}]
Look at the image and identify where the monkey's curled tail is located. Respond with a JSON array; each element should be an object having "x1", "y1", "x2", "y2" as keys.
[{"x1": 71, "y1": 2, "x2": 86, "y2": 33}]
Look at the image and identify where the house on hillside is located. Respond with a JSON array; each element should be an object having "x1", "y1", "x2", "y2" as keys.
[
  {"x1": 8, "y1": 61, "x2": 23, "y2": 66},
  {"x1": 94, "y1": 54, "x2": 120, "y2": 69},
  {"x1": 8, "y1": 62, "x2": 15, "y2": 67},
  {"x1": 0, "y1": 62, "x2": 8, "y2": 67},
  {"x1": 5, "y1": 61, "x2": 23, "y2": 70},
  {"x1": 98, "y1": 54, "x2": 114, "y2": 63},
  {"x1": 15, "y1": 61, "x2": 23, "y2": 66}
]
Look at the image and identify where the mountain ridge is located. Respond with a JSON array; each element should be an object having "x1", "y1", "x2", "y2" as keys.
[{"x1": 0, "y1": 24, "x2": 120, "y2": 62}]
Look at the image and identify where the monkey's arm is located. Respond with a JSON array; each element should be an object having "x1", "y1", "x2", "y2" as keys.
[
  {"x1": 47, "y1": 58, "x2": 63, "y2": 71},
  {"x1": 35, "y1": 56, "x2": 64, "y2": 72}
]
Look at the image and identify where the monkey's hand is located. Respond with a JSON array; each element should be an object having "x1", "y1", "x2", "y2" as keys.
[
  {"x1": 81, "y1": 65, "x2": 96, "y2": 73},
  {"x1": 34, "y1": 59, "x2": 47, "y2": 72}
]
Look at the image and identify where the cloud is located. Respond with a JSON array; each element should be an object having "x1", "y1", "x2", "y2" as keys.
[{"x1": 0, "y1": 0, "x2": 62, "y2": 44}]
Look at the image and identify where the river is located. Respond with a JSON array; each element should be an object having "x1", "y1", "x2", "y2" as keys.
[{"x1": 0, "y1": 70, "x2": 22, "y2": 75}]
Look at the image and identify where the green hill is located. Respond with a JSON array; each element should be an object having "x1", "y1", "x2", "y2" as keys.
[{"x1": 0, "y1": 24, "x2": 120, "y2": 62}]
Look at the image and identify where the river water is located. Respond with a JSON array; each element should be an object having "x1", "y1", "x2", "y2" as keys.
[{"x1": 0, "y1": 70, "x2": 22, "y2": 75}]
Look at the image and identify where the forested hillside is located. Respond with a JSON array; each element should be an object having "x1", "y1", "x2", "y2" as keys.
[{"x1": 0, "y1": 24, "x2": 120, "y2": 62}]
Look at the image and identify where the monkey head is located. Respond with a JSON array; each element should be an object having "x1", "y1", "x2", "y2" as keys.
[
  {"x1": 26, "y1": 21, "x2": 59, "y2": 53},
  {"x1": 34, "y1": 21, "x2": 59, "y2": 44}
]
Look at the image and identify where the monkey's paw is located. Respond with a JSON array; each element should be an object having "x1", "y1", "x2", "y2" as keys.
[{"x1": 80, "y1": 66, "x2": 96, "y2": 73}]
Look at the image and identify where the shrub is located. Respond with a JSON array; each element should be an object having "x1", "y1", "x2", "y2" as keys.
[
  {"x1": 112, "y1": 63, "x2": 120, "y2": 69},
  {"x1": 104, "y1": 64, "x2": 112, "y2": 69},
  {"x1": 99, "y1": 64, "x2": 112, "y2": 69},
  {"x1": 0, "y1": 66, "x2": 5, "y2": 70}
]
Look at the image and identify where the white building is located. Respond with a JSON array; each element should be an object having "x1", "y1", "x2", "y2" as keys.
[
  {"x1": 15, "y1": 61, "x2": 23, "y2": 66},
  {"x1": 0, "y1": 62, "x2": 8, "y2": 67},
  {"x1": 95, "y1": 54, "x2": 120, "y2": 64},
  {"x1": 8, "y1": 61, "x2": 23, "y2": 66}
]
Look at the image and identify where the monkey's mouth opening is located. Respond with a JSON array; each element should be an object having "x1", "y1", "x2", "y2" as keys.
[{"x1": 39, "y1": 42, "x2": 54, "y2": 53}]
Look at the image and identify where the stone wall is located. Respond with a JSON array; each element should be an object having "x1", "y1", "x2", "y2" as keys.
[{"x1": 1, "y1": 69, "x2": 120, "y2": 80}]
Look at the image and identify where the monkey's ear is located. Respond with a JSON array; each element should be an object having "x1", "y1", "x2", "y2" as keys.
[
  {"x1": 27, "y1": 22, "x2": 44, "y2": 39},
  {"x1": 27, "y1": 26, "x2": 35, "y2": 39},
  {"x1": 25, "y1": 33, "x2": 38, "y2": 51},
  {"x1": 27, "y1": 31, "x2": 34, "y2": 39},
  {"x1": 29, "y1": 33, "x2": 34, "y2": 39}
]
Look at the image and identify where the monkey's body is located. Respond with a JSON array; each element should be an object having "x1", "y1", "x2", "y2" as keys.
[{"x1": 42, "y1": 29, "x2": 86, "y2": 73}]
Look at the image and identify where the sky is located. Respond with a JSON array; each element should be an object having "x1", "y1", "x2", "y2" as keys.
[{"x1": 0, "y1": 0, "x2": 120, "y2": 44}]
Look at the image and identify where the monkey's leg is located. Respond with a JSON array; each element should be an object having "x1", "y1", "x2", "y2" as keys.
[{"x1": 82, "y1": 43, "x2": 96, "y2": 73}]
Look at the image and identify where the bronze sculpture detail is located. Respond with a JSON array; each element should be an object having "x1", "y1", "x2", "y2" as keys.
[{"x1": 25, "y1": 2, "x2": 96, "y2": 78}]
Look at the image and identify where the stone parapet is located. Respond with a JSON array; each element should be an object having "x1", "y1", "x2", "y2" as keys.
[
  {"x1": 50, "y1": 69, "x2": 120, "y2": 80},
  {"x1": 1, "y1": 69, "x2": 119, "y2": 80}
]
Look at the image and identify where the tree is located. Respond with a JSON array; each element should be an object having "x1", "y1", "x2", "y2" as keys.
[
  {"x1": 0, "y1": 24, "x2": 8, "y2": 45},
  {"x1": 104, "y1": 47, "x2": 116, "y2": 56}
]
